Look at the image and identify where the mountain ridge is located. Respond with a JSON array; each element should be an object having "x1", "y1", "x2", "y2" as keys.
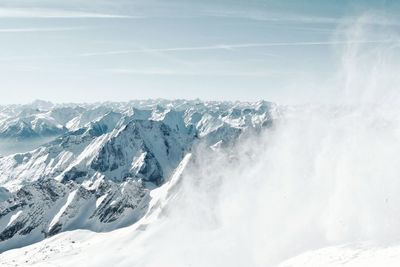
[{"x1": 0, "y1": 99, "x2": 276, "y2": 252}]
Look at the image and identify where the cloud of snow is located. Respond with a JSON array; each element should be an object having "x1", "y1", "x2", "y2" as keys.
[{"x1": 123, "y1": 13, "x2": 400, "y2": 267}]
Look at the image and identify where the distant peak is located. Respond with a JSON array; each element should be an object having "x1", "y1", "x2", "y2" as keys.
[{"x1": 27, "y1": 100, "x2": 54, "y2": 110}]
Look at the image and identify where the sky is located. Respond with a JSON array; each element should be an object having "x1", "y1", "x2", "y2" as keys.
[{"x1": 0, "y1": 0, "x2": 399, "y2": 104}]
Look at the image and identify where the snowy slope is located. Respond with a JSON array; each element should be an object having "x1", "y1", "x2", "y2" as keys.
[
  {"x1": 2, "y1": 233, "x2": 400, "y2": 267},
  {"x1": 277, "y1": 244, "x2": 400, "y2": 267}
]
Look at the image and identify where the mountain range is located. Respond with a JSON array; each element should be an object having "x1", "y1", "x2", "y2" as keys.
[{"x1": 0, "y1": 99, "x2": 275, "y2": 252}]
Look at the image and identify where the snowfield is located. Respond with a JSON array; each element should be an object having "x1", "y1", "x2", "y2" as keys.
[
  {"x1": 3, "y1": 235, "x2": 400, "y2": 267},
  {"x1": 278, "y1": 244, "x2": 400, "y2": 267}
]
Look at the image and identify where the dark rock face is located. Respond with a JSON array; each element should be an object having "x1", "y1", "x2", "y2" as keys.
[
  {"x1": 0, "y1": 179, "x2": 149, "y2": 252},
  {"x1": 0, "y1": 179, "x2": 67, "y2": 247},
  {"x1": 90, "y1": 120, "x2": 194, "y2": 184},
  {"x1": 62, "y1": 168, "x2": 88, "y2": 182},
  {"x1": 93, "y1": 181, "x2": 147, "y2": 223},
  {"x1": 46, "y1": 222, "x2": 62, "y2": 237},
  {"x1": 0, "y1": 221, "x2": 25, "y2": 241}
]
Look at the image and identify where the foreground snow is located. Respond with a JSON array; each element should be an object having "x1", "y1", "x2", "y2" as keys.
[
  {"x1": 278, "y1": 244, "x2": 400, "y2": 267},
  {"x1": 2, "y1": 229, "x2": 400, "y2": 267}
]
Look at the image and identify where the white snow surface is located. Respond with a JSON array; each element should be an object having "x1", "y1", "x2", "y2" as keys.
[
  {"x1": 6, "y1": 210, "x2": 22, "y2": 228},
  {"x1": 277, "y1": 244, "x2": 400, "y2": 267},
  {"x1": 3, "y1": 235, "x2": 400, "y2": 267}
]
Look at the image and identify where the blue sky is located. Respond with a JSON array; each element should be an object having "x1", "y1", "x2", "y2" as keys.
[{"x1": 0, "y1": 0, "x2": 399, "y2": 104}]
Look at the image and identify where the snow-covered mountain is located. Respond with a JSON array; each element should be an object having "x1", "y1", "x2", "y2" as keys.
[
  {"x1": 1, "y1": 100, "x2": 400, "y2": 267},
  {"x1": 0, "y1": 99, "x2": 275, "y2": 252}
]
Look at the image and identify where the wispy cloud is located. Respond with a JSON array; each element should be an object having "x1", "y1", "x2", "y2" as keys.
[
  {"x1": 205, "y1": 9, "x2": 400, "y2": 26},
  {"x1": 105, "y1": 68, "x2": 279, "y2": 77},
  {"x1": 206, "y1": 10, "x2": 340, "y2": 24},
  {"x1": 0, "y1": 27, "x2": 85, "y2": 33},
  {"x1": 0, "y1": 7, "x2": 134, "y2": 18},
  {"x1": 81, "y1": 40, "x2": 398, "y2": 57}
]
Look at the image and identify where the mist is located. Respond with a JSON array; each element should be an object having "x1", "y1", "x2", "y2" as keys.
[{"x1": 0, "y1": 137, "x2": 56, "y2": 156}]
